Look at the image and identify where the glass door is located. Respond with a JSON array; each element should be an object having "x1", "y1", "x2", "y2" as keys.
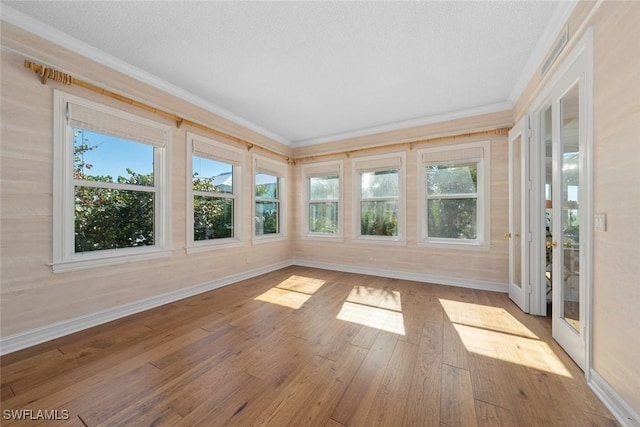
[
  {"x1": 550, "y1": 52, "x2": 587, "y2": 370},
  {"x1": 508, "y1": 118, "x2": 529, "y2": 313}
]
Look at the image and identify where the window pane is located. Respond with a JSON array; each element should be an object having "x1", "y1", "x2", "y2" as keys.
[
  {"x1": 426, "y1": 164, "x2": 477, "y2": 195},
  {"x1": 309, "y1": 202, "x2": 338, "y2": 234},
  {"x1": 256, "y1": 173, "x2": 278, "y2": 199},
  {"x1": 361, "y1": 201, "x2": 398, "y2": 236},
  {"x1": 255, "y1": 201, "x2": 279, "y2": 235},
  {"x1": 193, "y1": 196, "x2": 233, "y2": 240},
  {"x1": 427, "y1": 198, "x2": 477, "y2": 239},
  {"x1": 74, "y1": 128, "x2": 154, "y2": 186},
  {"x1": 361, "y1": 170, "x2": 398, "y2": 198},
  {"x1": 193, "y1": 156, "x2": 233, "y2": 194},
  {"x1": 310, "y1": 176, "x2": 339, "y2": 200},
  {"x1": 74, "y1": 186, "x2": 154, "y2": 252}
]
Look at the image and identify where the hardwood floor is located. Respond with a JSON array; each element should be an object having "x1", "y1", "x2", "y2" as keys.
[{"x1": 0, "y1": 266, "x2": 619, "y2": 426}]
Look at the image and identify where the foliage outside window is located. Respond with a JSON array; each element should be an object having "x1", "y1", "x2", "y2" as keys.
[
  {"x1": 419, "y1": 141, "x2": 489, "y2": 247},
  {"x1": 192, "y1": 157, "x2": 234, "y2": 241},
  {"x1": 74, "y1": 129, "x2": 156, "y2": 253},
  {"x1": 255, "y1": 173, "x2": 280, "y2": 235},
  {"x1": 188, "y1": 134, "x2": 243, "y2": 251},
  {"x1": 360, "y1": 170, "x2": 399, "y2": 236},
  {"x1": 309, "y1": 175, "x2": 339, "y2": 234},
  {"x1": 353, "y1": 153, "x2": 404, "y2": 242},
  {"x1": 426, "y1": 164, "x2": 478, "y2": 239}
]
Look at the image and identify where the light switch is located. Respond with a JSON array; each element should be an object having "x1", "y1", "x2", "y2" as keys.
[{"x1": 594, "y1": 213, "x2": 606, "y2": 232}]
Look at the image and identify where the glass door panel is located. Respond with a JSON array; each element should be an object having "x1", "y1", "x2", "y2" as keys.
[
  {"x1": 560, "y1": 83, "x2": 580, "y2": 332},
  {"x1": 550, "y1": 51, "x2": 587, "y2": 371},
  {"x1": 543, "y1": 104, "x2": 553, "y2": 315},
  {"x1": 513, "y1": 135, "x2": 522, "y2": 290},
  {"x1": 508, "y1": 118, "x2": 529, "y2": 313}
]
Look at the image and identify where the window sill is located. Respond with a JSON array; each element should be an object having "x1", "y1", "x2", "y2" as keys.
[
  {"x1": 186, "y1": 239, "x2": 244, "y2": 254},
  {"x1": 301, "y1": 234, "x2": 343, "y2": 242},
  {"x1": 417, "y1": 240, "x2": 491, "y2": 251},
  {"x1": 52, "y1": 248, "x2": 172, "y2": 274},
  {"x1": 252, "y1": 234, "x2": 288, "y2": 245},
  {"x1": 352, "y1": 236, "x2": 406, "y2": 246}
]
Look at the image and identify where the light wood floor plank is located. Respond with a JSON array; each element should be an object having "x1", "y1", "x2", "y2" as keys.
[
  {"x1": 441, "y1": 364, "x2": 478, "y2": 427},
  {"x1": 330, "y1": 331, "x2": 399, "y2": 426},
  {"x1": 364, "y1": 339, "x2": 419, "y2": 427},
  {"x1": 474, "y1": 399, "x2": 516, "y2": 427},
  {"x1": 403, "y1": 321, "x2": 443, "y2": 427}
]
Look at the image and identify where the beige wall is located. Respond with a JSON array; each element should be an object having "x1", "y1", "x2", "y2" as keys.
[
  {"x1": 291, "y1": 131, "x2": 510, "y2": 287},
  {"x1": 514, "y1": 1, "x2": 640, "y2": 416},
  {"x1": 0, "y1": 24, "x2": 293, "y2": 337}
]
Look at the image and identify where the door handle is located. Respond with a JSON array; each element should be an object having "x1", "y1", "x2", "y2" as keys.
[
  {"x1": 504, "y1": 232, "x2": 511, "y2": 239},
  {"x1": 546, "y1": 241, "x2": 558, "y2": 249}
]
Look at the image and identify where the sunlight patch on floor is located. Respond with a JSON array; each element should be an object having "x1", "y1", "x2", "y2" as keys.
[
  {"x1": 347, "y1": 286, "x2": 402, "y2": 311},
  {"x1": 277, "y1": 275, "x2": 326, "y2": 294},
  {"x1": 254, "y1": 275, "x2": 326, "y2": 309},
  {"x1": 453, "y1": 323, "x2": 573, "y2": 378},
  {"x1": 336, "y1": 286, "x2": 405, "y2": 335},
  {"x1": 439, "y1": 298, "x2": 572, "y2": 378},
  {"x1": 438, "y1": 298, "x2": 538, "y2": 339}
]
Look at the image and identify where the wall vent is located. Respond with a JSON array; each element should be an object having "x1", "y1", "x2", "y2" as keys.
[{"x1": 541, "y1": 27, "x2": 569, "y2": 78}]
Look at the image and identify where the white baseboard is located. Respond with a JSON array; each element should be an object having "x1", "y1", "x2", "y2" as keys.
[
  {"x1": 291, "y1": 258, "x2": 508, "y2": 293},
  {"x1": 0, "y1": 260, "x2": 292, "y2": 355},
  {"x1": 589, "y1": 369, "x2": 640, "y2": 427}
]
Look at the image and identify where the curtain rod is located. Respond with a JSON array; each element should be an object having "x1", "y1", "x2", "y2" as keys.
[
  {"x1": 23, "y1": 59, "x2": 511, "y2": 166},
  {"x1": 23, "y1": 59, "x2": 293, "y2": 164},
  {"x1": 293, "y1": 127, "x2": 511, "y2": 164}
]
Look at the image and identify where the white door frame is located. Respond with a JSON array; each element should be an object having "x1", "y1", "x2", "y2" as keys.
[{"x1": 528, "y1": 28, "x2": 593, "y2": 373}]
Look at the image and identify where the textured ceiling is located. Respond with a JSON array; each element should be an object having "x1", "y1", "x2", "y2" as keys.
[{"x1": 2, "y1": 1, "x2": 567, "y2": 146}]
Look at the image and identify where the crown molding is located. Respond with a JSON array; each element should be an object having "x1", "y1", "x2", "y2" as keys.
[
  {"x1": 293, "y1": 101, "x2": 513, "y2": 148},
  {"x1": 508, "y1": 0, "x2": 579, "y2": 105},
  {"x1": 0, "y1": 5, "x2": 292, "y2": 147}
]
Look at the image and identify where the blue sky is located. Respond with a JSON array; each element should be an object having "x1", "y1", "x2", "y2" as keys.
[{"x1": 75, "y1": 129, "x2": 229, "y2": 180}]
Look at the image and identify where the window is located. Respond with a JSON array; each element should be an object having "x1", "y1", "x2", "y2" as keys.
[
  {"x1": 53, "y1": 91, "x2": 171, "y2": 272},
  {"x1": 254, "y1": 155, "x2": 287, "y2": 241},
  {"x1": 418, "y1": 141, "x2": 490, "y2": 248},
  {"x1": 187, "y1": 133, "x2": 243, "y2": 252},
  {"x1": 353, "y1": 153, "x2": 405, "y2": 242},
  {"x1": 302, "y1": 161, "x2": 342, "y2": 238}
]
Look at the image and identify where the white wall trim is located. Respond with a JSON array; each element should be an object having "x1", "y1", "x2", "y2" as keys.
[
  {"x1": 294, "y1": 102, "x2": 513, "y2": 148},
  {"x1": 589, "y1": 370, "x2": 640, "y2": 427},
  {"x1": 0, "y1": 260, "x2": 292, "y2": 355},
  {"x1": 292, "y1": 259, "x2": 507, "y2": 293}
]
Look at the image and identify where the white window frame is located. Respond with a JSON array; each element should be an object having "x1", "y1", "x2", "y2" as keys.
[
  {"x1": 352, "y1": 152, "x2": 406, "y2": 244},
  {"x1": 417, "y1": 140, "x2": 491, "y2": 250},
  {"x1": 186, "y1": 132, "x2": 243, "y2": 253},
  {"x1": 302, "y1": 160, "x2": 343, "y2": 240},
  {"x1": 52, "y1": 90, "x2": 171, "y2": 273},
  {"x1": 253, "y1": 154, "x2": 287, "y2": 243}
]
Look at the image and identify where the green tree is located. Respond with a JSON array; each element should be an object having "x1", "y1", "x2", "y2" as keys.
[
  {"x1": 193, "y1": 174, "x2": 233, "y2": 240},
  {"x1": 426, "y1": 164, "x2": 478, "y2": 239},
  {"x1": 75, "y1": 169, "x2": 155, "y2": 252},
  {"x1": 74, "y1": 131, "x2": 155, "y2": 252}
]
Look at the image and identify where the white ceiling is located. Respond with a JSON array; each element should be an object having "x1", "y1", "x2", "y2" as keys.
[{"x1": 2, "y1": 1, "x2": 573, "y2": 147}]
